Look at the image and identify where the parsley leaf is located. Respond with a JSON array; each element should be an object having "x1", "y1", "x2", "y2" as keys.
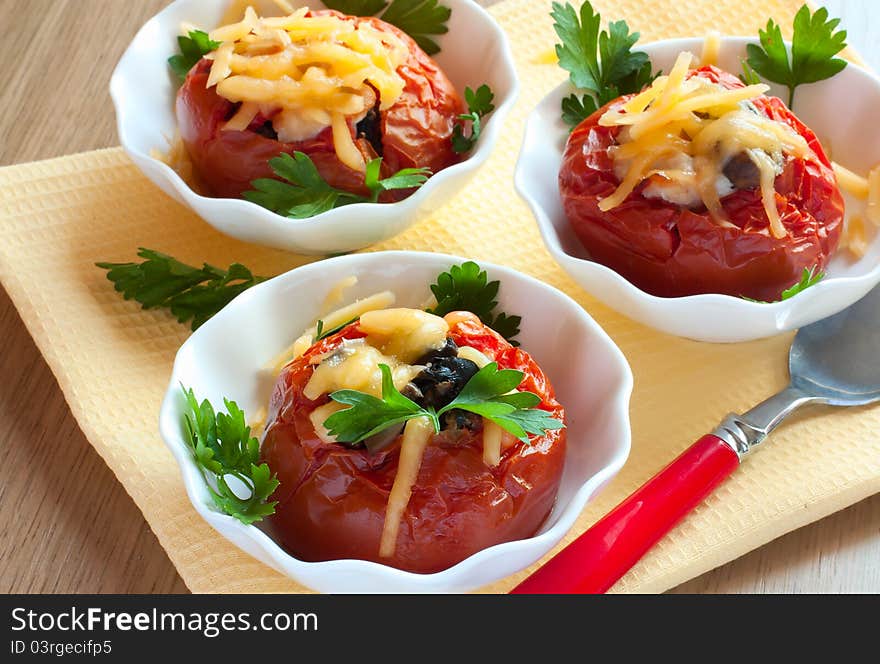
[
  {"x1": 96, "y1": 249, "x2": 265, "y2": 330},
  {"x1": 746, "y1": 4, "x2": 847, "y2": 107},
  {"x1": 243, "y1": 152, "x2": 430, "y2": 218},
  {"x1": 551, "y1": 1, "x2": 653, "y2": 129},
  {"x1": 168, "y1": 30, "x2": 221, "y2": 82},
  {"x1": 323, "y1": 0, "x2": 451, "y2": 55},
  {"x1": 324, "y1": 363, "x2": 564, "y2": 445},
  {"x1": 451, "y1": 84, "x2": 496, "y2": 154},
  {"x1": 378, "y1": 0, "x2": 451, "y2": 55},
  {"x1": 325, "y1": 364, "x2": 437, "y2": 442},
  {"x1": 781, "y1": 266, "x2": 825, "y2": 300},
  {"x1": 561, "y1": 93, "x2": 599, "y2": 127},
  {"x1": 426, "y1": 261, "x2": 522, "y2": 345},
  {"x1": 181, "y1": 386, "x2": 279, "y2": 524},
  {"x1": 363, "y1": 158, "x2": 431, "y2": 199},
  {"x1": 98, "y1": 256, "x2": 521, "y2": 345},
  {"x1": 741, "y1": 266, "x2": 825, "y2": 303},
  {"x1": 739, "y1": 59, "x2": 762, "y2": 85}
]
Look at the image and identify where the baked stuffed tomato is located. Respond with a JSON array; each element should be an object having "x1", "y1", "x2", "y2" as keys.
[
  {"x1": 559, "y1": 51, "x2": 845, "y2": 302},
  {"x1": 174, "y1": 6, "x2": 465, "y2": 201},
  {"x1": 260, "y1": 306, "x2": 566, "y2": 573}
]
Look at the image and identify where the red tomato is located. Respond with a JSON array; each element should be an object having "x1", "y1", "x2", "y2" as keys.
[
  {"x1": 260, "y1": 318, "x2": 566, "y2": 573},
  {"x1": 558, "y1": 66, "x2": 845, "y2": 302},
  {"x1": 175, "y1": 11, "x2": 464, "y2": 200}
]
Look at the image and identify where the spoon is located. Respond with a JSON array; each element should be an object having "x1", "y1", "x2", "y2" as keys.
[{"x1": 512, "y1": 284, "x2": 880, "y2": 594}]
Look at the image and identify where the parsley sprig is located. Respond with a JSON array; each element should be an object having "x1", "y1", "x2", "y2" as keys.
[
  {"x1": 426, "y1": 261, "x2": 521, "y2": 345},
  {"x1": 168, "y1": 30, "x2": 220, "y2": 82},
  {"x1": 96, "y1": 249, "x2": 265, "y2": 331},
  {"x1": 243, "y1": 152, "x2": 430, "y2": 219},
  {"x1": 324, "y1": 363, "x2": 563, "y2": 444},
  {"x1": 552, "y1": 1, "x2": 655, "y2": 129},
  {"x1": 324, "y1": 0, "x2": 451, "y2": 54},
  {"x1": 452, "y1": 85, "x2": 496, "y2": 154},
  {"x1": 97, "y1": 256, "x2": 521, "y2": 345},
  {"x1": 742, "y1": 266, "x2": 825, "y2": 303},
  {"x1": 746, "y1": 4, "x2": 847, "y2": 108},
  {"x1": 181, "y1": 387, "x2": 279, "y2": 524}
]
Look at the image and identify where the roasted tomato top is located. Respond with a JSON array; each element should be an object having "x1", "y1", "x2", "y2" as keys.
[
  {"x1": 175, "y1": 10, "x2": 464, "y2": 200},
  {"x1": 559, "y1": 65, "x2": 845, "y2": 302},
  {"x1": 260, "y1": 314, "x2": 566, "y2": 574}
]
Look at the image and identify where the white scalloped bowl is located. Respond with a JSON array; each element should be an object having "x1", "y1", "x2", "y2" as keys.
[
  {"x1": 110, "y1": 0, "x2": 518, "y2": 255},
  {"x1": 516, "y1": 36, "x2": 880, "y2": 342},
  {"x1": 158, "y1": 251, "x2": 632, "y2": 593}
]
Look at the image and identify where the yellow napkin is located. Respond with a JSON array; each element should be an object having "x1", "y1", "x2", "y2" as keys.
[{"x1": 1, "y1": 0, "x2": 878, "y2": 594}]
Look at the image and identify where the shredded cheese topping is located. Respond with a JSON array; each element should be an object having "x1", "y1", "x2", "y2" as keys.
[
  {"x1": 831, "y1": 161, "x2": 880, "y2": 257},
  {"x1": 202, "y1": 5, "x2": 409, "y2": 171},
  {"x1": 599, "y1": 51, "x2": 811, "y2": 239},
  {"x1": 270, "y1": 302, "x2": 528, "y2": 558},
  {"x1": 379, "y1": 417, "x2": 433, "y2": 558},
  {"x1": 700, "y1": 31, "x2": 721, "y2": 67}
]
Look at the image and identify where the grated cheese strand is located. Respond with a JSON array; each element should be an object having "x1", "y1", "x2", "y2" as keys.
[
  {"x1": 203, "y1": 6, "x2": 408, "y2": 165},
  {"x1": 380, "y1": 417, "x2": 434, "y2": 558},
  {"x1": 599, "y1": 51, "x2": 813, "y2": 237},
  {"x1": 482, "y1": 420, "x2": 503, "y2": 467},
  {"x1": 867, "y1": 166, "x2": 880, "y2": 225}
]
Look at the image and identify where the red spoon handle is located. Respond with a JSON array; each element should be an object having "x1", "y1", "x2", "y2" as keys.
[{"x1": 511, "y1": 434, "x2": 740, "y2": 594}]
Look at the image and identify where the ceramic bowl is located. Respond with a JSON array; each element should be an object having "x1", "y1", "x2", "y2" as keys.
[
  {"x1": 158, "y1": 251, "x2": 633, "y2": 593},
  {"x1": 516, "y1": 36, "x2": 880, "y2": 342},
  {"x1": 111, "y1": 0, "x2": 518, "y2": 255}
]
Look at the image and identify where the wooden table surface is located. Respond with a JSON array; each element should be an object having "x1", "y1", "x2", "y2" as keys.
[{"x1": 1, "y1": 0, "x2": 878, "y2": 595}]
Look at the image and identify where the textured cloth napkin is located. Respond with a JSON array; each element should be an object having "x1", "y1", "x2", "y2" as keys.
[{"x1": 1, "y1": 0, "x2": 878, "y2": 593}]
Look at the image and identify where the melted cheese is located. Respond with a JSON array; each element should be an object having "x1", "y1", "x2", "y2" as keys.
[
  {"x1": 380, "y1": 417, "x2": 434, "y2": 558},
  {"x1": 842, "y1": 214, "x2": 869, "y2": 258},
  {"x1": 223, "y1": 101, "x2": 260, "y2": 131},
  {"x1": 867, "y1": 166, "x2": 880, "y2": 225},
  {"x1": 321, "y1": 275, "x2": 358, "y2": 313},
  {"x1": 204, "y1": 6, "x2": 408, "y2": 171},
  {"x1": 701, "y1": 31, "x2": 721, "y2": 67},
  {"x1": 303, "y1": 339, "x2": 421, "y2": 399},
  {"x1": 482, "y1": 421, "x2": 503, "y2": 467},
  {"x1": 456, "y1": 345, "x2": 492, "y2": 368},
  {"x1": 832, "y1": 161, "x2": 869, "y2": 198},
  {"x1": 600, "y1": 50, "x2": 811, "y2": 238},
  {"x1": 358, "y1": 308, "x2": 449, "y2": 364},
  {"x1": 267, "y1": 290, "x2": 396, "y2": 373},
  {"x1": 308, "y1": 401, "x2": 347, "y2": 444}
]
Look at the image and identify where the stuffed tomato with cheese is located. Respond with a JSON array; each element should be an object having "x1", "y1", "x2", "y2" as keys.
[
  {"x1": 559, "y1": 52, "x2": 845, "y2": 301},
  {"x1": 176, "y1": 7, "x2": 464, "y2": 199},
  {"x1": 260, "y1": 309, "x2": 566, "y2": 573}
]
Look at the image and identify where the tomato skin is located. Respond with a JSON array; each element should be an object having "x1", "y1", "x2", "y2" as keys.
[
  {"x1": 175, "y1": 11, "x2": 464, "y2": 200},
  {"x1": 558, "y1": 66, "x2": 845, "y2": 302},
  {"x1": 260, "y1": 319, "x2": 566, "y2": 573}
]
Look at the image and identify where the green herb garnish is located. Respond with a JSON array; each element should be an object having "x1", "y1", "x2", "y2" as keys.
[
  {"x1": 243, "y1": 152, "x2": 430, "y2": 219},
  {"x1": 745, "y1": 4, "x2": 847, "y2": 108},
  {"x1": 742, "y1": 266, "x2": 825, "y2": 303},
  {"x1": 97, "y1": 256, "x2": 521, "y2": 345},
  {"x1": 95, "y1": 249, "x2": 265, "y2": 331},
  {"x1": 323, "y1": 0, "x2": 451, "y2": 54},
  {"x1": 551, "y1": 1, "x2": 655, "y2": 129},
  {"x1": 323, "y1": 363, "x2": 564, "y2": 444},
  {"x1": 451, "y1": 84, "x2": 496, "y2": 154},
  {"x1": 181, "y1": 386, "x2": 278, "y2": 524},
  {"x1": 780, "y1": 266, "x2": 825, "y2": 299},
  {"x1": 426, "y1": 261, "x2": 522, "y2": 345},
  {"x1": 739, "y1": 59, "x2": 763, "y2": 86},
  {"x1": 315, "y1": 316, "x2": 359, "y2": 342},
  {"x1": 168, "y1": 30, "x2": 221, "y2": 82}
]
